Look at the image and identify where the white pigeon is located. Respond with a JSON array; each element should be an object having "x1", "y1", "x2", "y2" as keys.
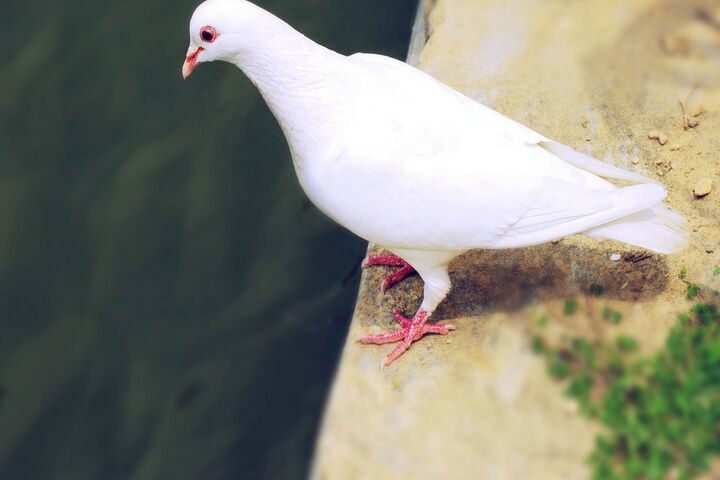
[{"x1": 183, "y1": 0, "x2": 690, "y2": 367}]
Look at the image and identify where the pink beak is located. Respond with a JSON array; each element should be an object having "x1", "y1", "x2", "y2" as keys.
[{"x1": 182, "y1": 46, "x2": 204, "y2": 79}]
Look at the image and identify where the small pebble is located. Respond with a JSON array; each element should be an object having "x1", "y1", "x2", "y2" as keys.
[
  {"x1": 660, "y1": 35, "x2": 690, "y2": 56},
  {"x1": 610, "y1": 253, "x2": 621, "y2": 261},
  {"x1": 693, "y1": 178, "x2": 713, "y2": 197},
  {"x1": 647, "y1": 130, "x2": 668, "y2": 145},
  {"x1": 648, "y1": 130, "x2": 668, "y2": 145},
  {"x1": 669, "y1": 143, "x2": 681, "y2": 151}
]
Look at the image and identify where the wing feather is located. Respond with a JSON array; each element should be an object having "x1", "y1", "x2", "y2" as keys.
[{"x1": 329, "y1": 54, "x2": 667, "y2": 250}]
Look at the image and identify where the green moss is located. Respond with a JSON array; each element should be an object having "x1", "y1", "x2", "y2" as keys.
[
  {"x1": 603, "y1": 307, "x2": 623, "y2": 324},
  {"x1": 534, "y1": 303, "x2": 720, "y2": 480},
  {"x1": 564, "y1": 299, "x2": 578, "y2": 315},
  {"x1": 532, "y1": 335, "x2": 546, "y2": 354},
  {"x1": 535, "y1": 314, "x2": 549, "y2": 328},
  {"x1": 614, "y1": 335, "x2": 638, "y2": 353}
]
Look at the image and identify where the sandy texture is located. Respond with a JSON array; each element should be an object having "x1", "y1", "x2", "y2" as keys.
[{"x1": 312, "y1": 1, "x2": 720, "y2": 478}]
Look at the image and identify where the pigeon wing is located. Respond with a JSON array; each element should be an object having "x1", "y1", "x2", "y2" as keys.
[
  {"x1": 323, "y1": 54, "x2": 667, "y2": 250},
  {"x1": 349, "y1": 53, "x2": 657, "y2": 185},
  {"x1": 329, "y1": 138, "x2": 665, "y2": 251}
]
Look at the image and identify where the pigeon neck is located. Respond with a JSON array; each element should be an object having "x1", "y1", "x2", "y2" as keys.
[{"x1": 229, "y1": 13, "x2": 353, "y2": 161}]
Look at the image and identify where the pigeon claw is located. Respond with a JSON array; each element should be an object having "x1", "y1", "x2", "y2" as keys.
[
  {"x1": 361, "y1": 254, "x2": 417, "y2": 293},
  {"x1": 358, "y1": 309, "x2": 455, "y2": 367}
]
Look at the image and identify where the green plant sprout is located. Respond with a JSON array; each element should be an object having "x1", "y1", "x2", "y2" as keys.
[
  {"x1": 602, "y1": 307, "x2": 623, "y2": 324},
  {"x1": 565, "y1": 299, "x2": 578, "y2": 315},
  {"x1": 680, "y1": 266, "x2": 688, "y2": 279},
  {"x1": 534, "y1": 303, "x2": 720, "y2": 480},
  {"x1": 535, "y1": 315, "x2": 549, "y2": 328}
]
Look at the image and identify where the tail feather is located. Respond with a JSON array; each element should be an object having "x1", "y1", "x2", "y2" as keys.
[
  {"x1": 539, "y1": 139, "x2": 689, "y2": 254},
  {"x1": 540, "y1": 140, "x2": 660, "y2": 185},
  {"x1": 586, "y1": 204, "x2": 690, "y2": 254}
]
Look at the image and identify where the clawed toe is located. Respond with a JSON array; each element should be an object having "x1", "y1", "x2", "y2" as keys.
[
  {"x1": 358, "y1": 309, "x2": 456, "y2": 365},
  {"x1": 362, "y1": 254, "x2": 417, "y2": 293},
  {"x1": 358, "y1": 328, "x2": 407, "y2": 345},
  {"x1": 362, "y1": 254, "x2": 407, "y2": 268}
]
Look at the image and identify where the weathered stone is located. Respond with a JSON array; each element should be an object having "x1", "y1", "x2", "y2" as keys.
[
  {"x1": 312, "y1": 0, "x2": 720, "y2": 478},
  {"x1": 693, "y1": 177, "x2": 713, "y2": 197}
]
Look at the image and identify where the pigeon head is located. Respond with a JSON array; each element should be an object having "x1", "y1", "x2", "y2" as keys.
[{"x1": 182, "y1": 0, "x2": 263, "y2": 79}]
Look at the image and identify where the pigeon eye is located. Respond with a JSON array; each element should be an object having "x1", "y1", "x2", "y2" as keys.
[{"x1": 200, "y1": 26, "x2": 217, "y2": 43}]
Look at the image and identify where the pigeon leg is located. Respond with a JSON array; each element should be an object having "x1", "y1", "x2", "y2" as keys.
[
  {"x1": 361, "y1": 254, "x2": 417, "y2": 292},
  {"x1": 358, "y1": 309, "x2": 455, "y2": 366}
]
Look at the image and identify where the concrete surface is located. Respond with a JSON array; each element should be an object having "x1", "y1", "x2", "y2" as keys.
[{"x1": 312, "y1": 1, "x2": 720, "y2": 478}]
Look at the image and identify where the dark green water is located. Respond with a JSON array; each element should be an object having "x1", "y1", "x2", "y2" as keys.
[{"x1": 0, "y1": 1, "x2": 415, "y2": 478}]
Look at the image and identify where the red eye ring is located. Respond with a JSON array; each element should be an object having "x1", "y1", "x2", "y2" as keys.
[{"x1": 200, "y1": 25, "x2": 218, "y2": 43}]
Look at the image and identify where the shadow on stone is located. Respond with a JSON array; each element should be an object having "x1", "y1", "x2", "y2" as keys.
[
  {"x1": 366, "y1": 243, "x2": 671, "y2": 322},
  {"x1": 440, "y1": 245, "x2": 670, "y2": 319}
]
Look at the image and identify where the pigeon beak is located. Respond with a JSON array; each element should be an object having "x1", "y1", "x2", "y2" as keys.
[{"x1": 182, "y1": 46, "x2": 204, "y2": 79}]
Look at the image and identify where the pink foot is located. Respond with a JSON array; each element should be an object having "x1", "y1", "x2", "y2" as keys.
[
  {"x1": 362, "y1": 254, "x2": 417, "y2": 293},
  {"x1": 358, "y1": 309, "x2": 456, "y2": 367}
]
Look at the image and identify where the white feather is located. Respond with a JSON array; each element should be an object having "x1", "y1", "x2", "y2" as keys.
[
  {"x1": 538, "y1": 140, "x2": 660, "y2": 185},
  {"x1": 185, "y1": 0, "x2": 691, "y2": 316},
  {"x1": 586, "y1": 204, "x2": 690, "y2": 254}
]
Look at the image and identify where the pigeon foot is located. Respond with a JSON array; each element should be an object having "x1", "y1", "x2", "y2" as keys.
[
  {"x1": 358, "y1": 309, "x2": 456, "y2": 367},
  {"x1": 361, "y1": 254, "x2": 417, "y2": 293}
]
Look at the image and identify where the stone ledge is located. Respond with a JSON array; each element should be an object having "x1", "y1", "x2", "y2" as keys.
[{"x1": 312, "y1": 0, "x2": 720, "y2": 478}]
